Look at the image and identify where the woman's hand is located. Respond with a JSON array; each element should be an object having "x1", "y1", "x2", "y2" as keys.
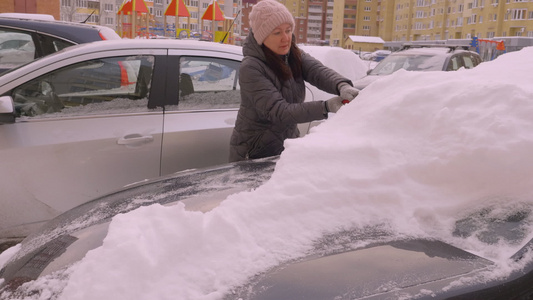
[
  {"x1": 338, "y1": 82, "x2": 360, "y2": 101},
  {"x1": 325, "y1": 96, "x2": 347, "y2": 113}
]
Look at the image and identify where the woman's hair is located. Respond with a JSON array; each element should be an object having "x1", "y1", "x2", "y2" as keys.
[{"x1": 262, "y1": 39, "x2": 302, "y2": 82}]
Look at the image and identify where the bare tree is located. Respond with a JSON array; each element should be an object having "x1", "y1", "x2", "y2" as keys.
[{"x1": 60, "y1": 0, "x2": 77, "y2": 22}]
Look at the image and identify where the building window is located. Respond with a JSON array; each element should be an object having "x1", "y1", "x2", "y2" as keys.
[
  {"x1": 75, "y1": 0, "x2": 87, "y2": 8},
  {"x1": 511, "y1": 9, "x2": 527, "y2": 20},
  {"x1": 467, "y1": 14, "x2": 477, "y2": 24},
  {"x1": 103, "y1": 3, "x2": 113, "y2": 11}
]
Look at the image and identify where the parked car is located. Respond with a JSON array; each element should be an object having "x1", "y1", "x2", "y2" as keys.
[
  {"x1": 0, "y1": 14, "x2": 120, "y2": 74},
  {"x1": 0, "y1": 39, "x2": 361, "y2": 246},
  {"x1": 0, "y1": 156, "x2": 531, "y2": 299},
  {"x1": 369, "y1": 49, "x2": 391, "y2": 62},
  {"x1": 353, "y1": 45, "x2": 483, "y2": 90}
]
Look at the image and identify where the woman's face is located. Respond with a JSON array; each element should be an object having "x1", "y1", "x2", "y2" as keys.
[{"x1": 263, "y1": 23, "x2": 292, "y2": 55}]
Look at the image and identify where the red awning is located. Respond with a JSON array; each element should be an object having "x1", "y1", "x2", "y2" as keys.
[
  {"x1": 164, "y1": 0, "x2": 190, "y2": 17},
  {"x1": 117, "y1": 0, "x2": 149, "y2": 14},
  {"x1": 201, "y1": 1, "x2": 225, "y2": 21}
]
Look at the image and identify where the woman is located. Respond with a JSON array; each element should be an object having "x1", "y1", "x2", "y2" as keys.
[{"x1": 229, "y1": 0, "x2": 360, "y2": 162}]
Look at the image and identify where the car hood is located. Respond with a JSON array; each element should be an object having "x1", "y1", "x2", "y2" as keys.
[
  {"x1": 0, "y1": 157, "x2": 278, "y2": 292},
  {"x1": 228, "y1": 239, "x2": 494, "y2": 300},
  {"x1": 1, "y1": 156, "x2": 533, "y2": 299},
  {"x1": 227, "y1": 237, "x2": 533, "y2": 300}
]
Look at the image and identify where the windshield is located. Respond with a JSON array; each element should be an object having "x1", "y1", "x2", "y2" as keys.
[{"x1": 369, "y1": 53, "x2": 445, "y2": 75}]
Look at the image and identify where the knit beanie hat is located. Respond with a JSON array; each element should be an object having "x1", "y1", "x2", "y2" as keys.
[{"x1": 249, "y1": 0, "x2": 295, "y2": 45}]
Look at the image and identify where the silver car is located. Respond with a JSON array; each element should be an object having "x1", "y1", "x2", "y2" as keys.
[
  {"x1": 353, "y1": 45, "x2": 483, "y2": 90},
  {"x1": 0, "y1": 39, "x2": 348, "y2": 244}
]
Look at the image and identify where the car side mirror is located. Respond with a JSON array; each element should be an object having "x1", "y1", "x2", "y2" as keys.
[{"x1": 0, "y1": 95, "x2": 15, "y2": 124}]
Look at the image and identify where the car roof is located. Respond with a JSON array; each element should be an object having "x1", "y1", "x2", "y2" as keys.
[
  {"x1": 0, "y1": 13, "x2": 55, "y2": 21},
  {"x1": 392, "y1": 46, "x2": 478, "y2": 57},
  {"x1": 0, "y1": 16, "x2": 121, "y2": 43},
  {"x1": 392, "y1": 47, "x2": 464, "y2": 56},
  {"x1": 7, "y1": 38, "x2": 243, "y2": 61},
  {"x1": 0, "y1": 39, "x2": 243, "y2": 84}
]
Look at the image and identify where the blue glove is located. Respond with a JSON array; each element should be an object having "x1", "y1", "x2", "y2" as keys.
[{"x1": 338, "y1": 82, "x2": 360, "y2": 101}]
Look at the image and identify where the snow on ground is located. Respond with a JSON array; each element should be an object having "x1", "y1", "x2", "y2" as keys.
[{"x1": 2, "y1": 46, "x2": 533, "y2": 300}]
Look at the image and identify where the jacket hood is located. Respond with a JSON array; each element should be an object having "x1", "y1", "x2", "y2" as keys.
[{"x1": 243, "y1": 30, "x2": 267, "y2": 63}]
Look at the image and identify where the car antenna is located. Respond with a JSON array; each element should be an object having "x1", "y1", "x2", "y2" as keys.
[
  {"x1": 81, "y1": 10, "x2": 96, "y2": 23},
  {"x1": 220, "y1": 10, "x2": 240, "y2": 44}
]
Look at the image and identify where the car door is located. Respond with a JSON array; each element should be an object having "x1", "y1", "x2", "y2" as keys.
[
  {"x1": 160, "y1": 50, "x2": 243, "y2": 174},
  {"x1": 0, "y1": 49, "x2": 165, "y2": 238}
]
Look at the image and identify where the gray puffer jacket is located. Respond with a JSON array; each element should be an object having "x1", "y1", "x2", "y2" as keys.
[{"x1": 229, "y1": 32, "x2": 352, "y2": 162}]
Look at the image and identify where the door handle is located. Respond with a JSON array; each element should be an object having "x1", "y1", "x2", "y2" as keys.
[{"x1": 117, "y1": 133, "x2": 154, "y2": 146}]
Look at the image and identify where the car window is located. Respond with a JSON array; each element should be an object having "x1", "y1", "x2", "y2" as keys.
[
  {"x1": 37, "y1": 34, "x2": 74, "y2": 54},
  {"x1": 175, "y1": 56, "x2": 240, "y2": 110},
  {"x1": 463, "y1": 55, "x2": 476, "y2": 69},
  {"x1": 0, "y1": 29, "x2": 35, "y2": 70},
  {"x1": 11, "y1": 55, "x2": 155, "y2": 118},
  {"x1": 51, "y1": 39, "x2": 72, "y2": 52},
  {"x1": 446, "y1": 56, "x2": 463, "y2": 71},
  {"x1": 370, "y1": 54, "x2": 443, "y2": 75}
]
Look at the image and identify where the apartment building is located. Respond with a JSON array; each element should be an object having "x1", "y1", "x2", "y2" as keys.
[
  {"x1": 8, "y1": 0, "x2": 531, "y2": 46},
  {"x1": 380, "y1": 0, "x2": 532, "y2": 42}
]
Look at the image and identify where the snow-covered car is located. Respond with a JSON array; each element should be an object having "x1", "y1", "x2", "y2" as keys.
[
  {"x1": 0, "y1": 39, "x2": 362, "y2": 246},
  {"x1": 353, "y1": 45, "x2": 482, "y2": 90},
  {"x1": 0, "y1": 156, "x2": 532, "y2": 299},
  {"x1": 0, "y1": 14, "x2": 120, "y2": 74},
  {"x1": 1, "y1": 46, "x2": 532, "y2": 299}
]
